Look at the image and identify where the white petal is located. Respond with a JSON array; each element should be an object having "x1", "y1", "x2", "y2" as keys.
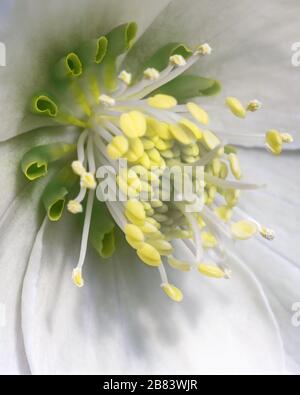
[
  {"x1": 0, "y1": 185, "x2": 45, "y2": 374},
  {"x1": 237, "y1": 147, "x2": 300, "y2": 372},
  {"x1": 22, "y1": 213, "x2": 284, "y2": 374},
  {"x1": 131, "y1": 0, "x2": 300, "y2": 148},
  {"x1": 0, "y1": 126, "x2": 76, "y2": 218},
  {"x1": 0, "y1": 0, "x2": 171, "y2": 141}
]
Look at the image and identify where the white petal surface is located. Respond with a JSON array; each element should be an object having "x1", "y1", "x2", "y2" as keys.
[
  {"x1": 0, "y1": 184, "x2": 45, "y2": 374},
  {"x1": 237, "y1": 148, "x2": 300, "y2": 372},
  {"x1": 128, "y1": 0, "x2": 300, "y2": 148},
  {"x1": 22, "y1": 213, "x2": 284, "y2": 375},
  {"x1": 0, "y1": 0, "x2": 171, "y2": 141}
]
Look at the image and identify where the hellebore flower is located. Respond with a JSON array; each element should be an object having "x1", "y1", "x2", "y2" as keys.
[{"x1": 0, "y1": 0, "x2": 299, "y2": 375}]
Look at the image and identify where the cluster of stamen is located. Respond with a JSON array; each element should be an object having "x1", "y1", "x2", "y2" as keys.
[{"x1": 24, "y1": 29, "x2": 294, "y2": 302}]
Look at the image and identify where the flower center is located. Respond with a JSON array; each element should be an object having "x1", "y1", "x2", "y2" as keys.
[{"x1": 21, "y1": 22, "x2": 294, "y2": 302}]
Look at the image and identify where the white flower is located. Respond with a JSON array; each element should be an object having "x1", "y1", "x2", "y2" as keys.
[{"x1": 0, "y1": 0, "x2": 300, "y2": 375}]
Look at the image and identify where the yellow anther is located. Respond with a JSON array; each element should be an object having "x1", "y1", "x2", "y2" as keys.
[
  {"x1": 214, "y1": 206, "x2": 233, "y2": 222},
  {"x1": 220, "y1": 162, "x2": 229, "y2": 179},
  {"x1": 118, "y1": 70, "x2": 132, "y2": 85},
  {"x1": 154, "y1": 138, "x2": 172, "y2": 151},
  {"x1": 231, "y1": 220, "x2": 258, "y2": 240},
  {"x1": 186, "y1": 102, "x2": 210, "y2": 125},
  {"x1": 226, "y1": 97, "x2": 246, "y2": 119},
  {"x1": 144, "y1": 68, "x2": 160, "y2": 80},
  {"x1": 260, "y1": 227, "x2": 275, "y2": 241},
  {"x1": 107, "y1": 135, "x2": 129, "y2": 160},
  {"x1": 281, "y1": 133, "x2": 294, "y2": 143},
  {"x1": 146, "y1": 118, "x2": 172, "y2": 140},
  {"x1": 180, "y1": 118, "x2": 203, "y2": 140},
  {"x1": 72, "y1": 268, "x2": 84, "y2": 288},
  {"x1": 81, "y1": 173, "x2": 97, "y2": 190},
  {"x1": 197, "y1": 215, "x2": 206, "y2": 228},
  {"x1": 125, "y1": 224, "x2": 145, "y2": 249},
  {"x1": 140, "y1": 222, "x2": 160, "y2": 235},
  {"x1": 168, "y1": 257, "x2": 191, "y2": 272},
  {"x1": 67, "y1": 200, "x2": 83, "y2": 215},
  {"x1": 147, "y1": 148, "x2": 161, "y2": 164},
  {"x1": 125, "y1": 199, "x2": 146, "y2": 224},
  {"x1": 224, "y1": 189, "x2": 240, "y2": 207},
  {"x1": 137, "y1": 243, "x2": 161, "y2": 267},
  {"x1": 201, "y1": 232, "x2": 218, "y2": 248},
  {"x1": 212, "y1": 158, "x2": 221, "y2": 176},
  {"x1": 99, "y1": 94, "x2": 116, "y2": 106},
  {"x1": 196, "y1": 43, "x2": 212, "y2": 56},
  {"x1": 169, "y1": 54, "x2": 187, "y2": 66},
  {"x1": 149, "y1": 240, "x2": 173, "y2": 256},
  {"x1": 139, "y1": 153, "x2": 151, "y2": 169},
  {"x1": 198, "y1": 263, "x2": 226, "y2": 279},
  {"x1": 162, "y1": 283, "x2": 183, "y2": 302},
  {"x1": 129, "y1": 138, "x2": 144, "y2": 160},
  {"x1": 71, "y1": 161, "x2": 86, "y2": 176},
  {"x1": 141, "y1": 137, "x2": 155, "y2": 150},
  {"x1": 202, "y1": 130, "x2": 220, "y2": 150},
  {"x1": 228, "y1": 153, "x2": 242, "y2": 180},
  {"x1": 120, "y1": 111, "x2": 147, "y2": 139},
  {"x1": 169, "y1": 124, "x2": 193, "y2": 145},
  {"x1": 265, "y1": 130, "x2": 283, "y2": 155},
  {"x1": 148, "y1": 94, "x2": 177, "y2": 110},
  {"x1": 182, "y1": 144, "x2": 200, "y2": 157},
  {"x1": 247, "y1": 100, "x2": 262, "y2": 112}
]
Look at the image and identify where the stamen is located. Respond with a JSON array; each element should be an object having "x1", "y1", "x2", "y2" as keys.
[
  {"x1": 169, "y1": 54, "x2": 187, "y2": 66},
  {"x1": 99, "y1": 94, "x2": 116, "y2": 106},
  {"x1": 144, "y1": 68, "x2": 160, "y2": 81},
  {"x1": 195, "y1": 43, "x2": 212, "y2": 55},
  {"x1": 247, "y1": 99, "x2": 262, "y2": 112},
  {"x1": 118, "y1": 70, "x2": 132, "y2": 85}
]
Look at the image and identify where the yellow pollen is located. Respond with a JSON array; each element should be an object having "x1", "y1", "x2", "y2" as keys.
[
  {"x1": 186, "y1": 102, "x2": 210, "y2": 125},
  {"x1": 148, "y1": 94, "x2": 177, "y2": 110},
  {"x1": 180, "y1": 118, "x2": 203, "y2": 140},
  {"x1": 169, "y1": 124, "x2": 193, "y2": 145},
  {"x1": 247, "y1": 100, "x2": 262, "y2": 112},
  {"x1": 125, "y1": 223, "x2": 145, "y2": 249},
  {"x1": 198, "y1": 263, "x2": 226, "y2": 279},
  {"x1": 71, "y1": 161, "x2": 86, "y2": 176},
  {"x1": 137, "y1": 243, "x2": 161, "y2": 267},
  {"x1": 226, "y1": 97, "x2": 246, "y2": 119},
  {"x1": 231, "y1": 220, "x2": 258, "y2": 240},
  {"x1": 260, "y1": 227, "x2": 275, "y2": 241},
  {"x1": 162, "y1": 283, "x2": 183, "y2": 302},
  {"x1": 99, "y1": 94, "x2": 116, "y2": 106},
  {"x1": 107, "y1": 135, "x2": 129, "y2": 160},
  {"x1": 120, "y1": 111, "x2": 147, "y2": 138},
  {"x1": 228, "y1": 153, "x2": 242, "y2": 180},
  {"x1": 202, "y1": 130, "x2": 220, "y2": 150},
  {"x1": 72, "y1": 268, "x2": 84, "y2": 288},
  {"x1": 214, "y1": 206, "x2": 233, "y2": 222},
  {"x1": 67, "y1": 200, "x2": 83, "y2": 215},
  {"x1": 201, "y1": 232, "x2": 218, "y2": 248},
  {"x1": 125, "y1": 200, "x2": 146, "y2": 223},
  {"x1": 196, "y1": 43, "x2": 212, "y2": 55},
  {"x1": 81, "y1": 173, "x2": 97, "y2": 190},
  {"x1": 118, "y1": 70, "x2": 132, "y2": 85},
  {"x1": 168, "y1": 257, "x2": 191, "y2": 272},
  {"x1": 281, "y1": 133, "x2": 294, "y2": 143},
  {"x1": 169, "y1": 54, "x2": 187, "y2": 66},
  {"x1": 144, "y1": 68, "x2": 160, "y2": 81}
]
